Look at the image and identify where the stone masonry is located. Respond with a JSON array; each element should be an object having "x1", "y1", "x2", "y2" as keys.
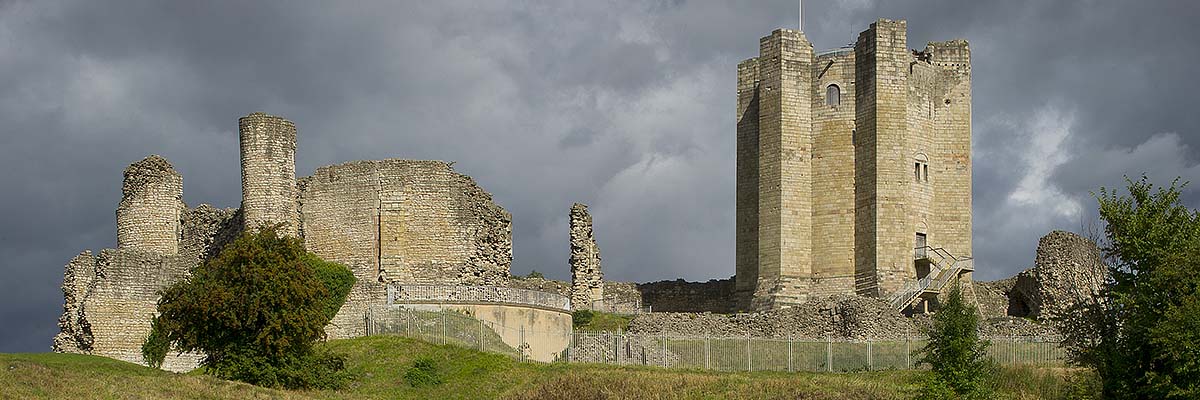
[
  {"x1": 736, "y1": 20, "x2": 972, "y2": 310},
  {"x1": 1009, "y1": 231, "x2": 1107, "y2": 322},
  {"x1": 116, "y1": 155, "x2": 183, "y2": 255},
  {"x1": 569, "y1": 203, "x2": 603, "y2": 310},
  {"x1": 55, "y1": 111, "x2": 516, "y2": 367},
  {"x1": 239, "y1": 112, "x2": 299, "y2": 236}
]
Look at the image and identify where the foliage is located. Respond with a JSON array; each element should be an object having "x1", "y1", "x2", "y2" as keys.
[
  {"x1": 403, "y1": 357, "x2": 443, "y2": 387},
  {"x1": 141, "y1": 226, "x2": 355, "y2": 389},
  {"x1": 141, "y1": 316, "x2": 169, "y2": 369},
  {"x1": 916, "y1": 283, "x2": 992, "y2": 399},
  {"x1": 1063, "y1": 176, "x2": 1200, "y2": 399},
  {"x1": 571, "y1": 310, "x2": 594, "y2": 328},
  {"x1": 522, "y1": 270, "x2": 545, "y2": 280}
]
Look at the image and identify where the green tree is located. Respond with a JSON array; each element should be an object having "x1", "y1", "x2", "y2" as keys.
[
  {"x1": 1067, "y1": 176, "x2": 1200, "y2": 399},
  {"x1": 917, "y1": 283, "x2": 992, "y2": 399},
  {"x1": 142, "y1": 226, "x2": 355, "y2": 389}
]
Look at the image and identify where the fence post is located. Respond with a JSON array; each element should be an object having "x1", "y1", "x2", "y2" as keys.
[
  {"x1": 704, "y1": 335, "x2": 710, "y2": 370},
  {"x1": 827, "y1": 336, "x2": 833, "y2": 373},
  {"x1": 661, "y1": 331, "x2": 667, "y2": 368},
  {"x1": 867, "y1": 339, "x2": 873, "y2": 371},
  {"x1": 478, "y1": 319, "x2": 484, "y2": 350},
  {"x1": 520, "y1": 326, "x2": 526, "y2": 362},
  {"x1": 442, "y1": 310, "x2": 447, "y2": 345},
  {"x1": 787, "y1": 336, "x2": 793, "y2": 372},
  {"x1": 746, "y1": 332, "x2": 752, "y2": 372},
  {"x1": 905, "y1": 326, "x2": 911, "y2": 368}
]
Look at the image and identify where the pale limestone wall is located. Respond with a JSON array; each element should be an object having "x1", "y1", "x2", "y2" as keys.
[
  {"x1": 734, "y1": 57, "x2": 761, "y2": 307},
  {"x1": 116, "y1": 155, "x2": 183, "y2": 255},
  {"x1": 569, "y1": 203, "x2": 603, "y2": 309},
  {"x1": 810, "y1": 49, "x2": 857, "y2": 297},
  {"x1": 753, "y1": 29, "x2": 815, "y2": 309},
  {"x1": 298, "y1": 159, "x2": 513, "y2": 338},
  {"x1": 738, "y1": 19, "x2": 972, "y2": 309},
  {"x1": 52, "y1": 249, "x2": 204, "y2": 372},
  {"x1": 239, "y1": 112, "x2": 299, "y2": 236}
]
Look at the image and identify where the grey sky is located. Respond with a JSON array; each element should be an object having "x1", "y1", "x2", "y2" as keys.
[{"x1": 2, "y1": 0, "x2": 1198, "y2": 352}]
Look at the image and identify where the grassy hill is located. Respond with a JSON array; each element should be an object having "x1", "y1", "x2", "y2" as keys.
[{"x1": 1, "y1": 335, "x2": 1088, "y2": 399}]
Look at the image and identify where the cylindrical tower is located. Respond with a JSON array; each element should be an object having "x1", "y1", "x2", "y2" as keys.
[
  {"x1": 116, "y1": 155, "x2": 183, "y2": 255},
  {"x1": 238, "y1": 112, "x2": 298, "y2": 236}
]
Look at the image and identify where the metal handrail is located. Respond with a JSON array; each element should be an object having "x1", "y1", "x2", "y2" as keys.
[{"x1": 890, "y1": 247, "x2": 974, "y2": 311}]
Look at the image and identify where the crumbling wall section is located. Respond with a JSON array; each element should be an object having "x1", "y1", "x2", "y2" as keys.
[
  {"x1": 51, "y1": 249, "x2": 203, "y2": 372},
  {"x1": 628, "y1": 295, "x2": 916, "y2": 340},
  {"x1": 636, "y1": 278, "x2": 736, "y2": 313},
  {"x1": 569, "y1": 203, "x2": 603, "y2": 309},
  {"x1": 299, "y1": 159, "x2": 512, "y2": 338},
  {"x1": 1010, "y1": 230, "x2": 1107, "y2": 321},
  {"x1": 178, "y1": 205, "x2": 242, "y2": 264},
  {"x1": 116, "y1": 155, "x2": 183, "y2": 255}
]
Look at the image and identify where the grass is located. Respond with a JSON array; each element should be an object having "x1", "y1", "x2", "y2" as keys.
[
  {"x1": 0, "y1": 335, "x2": 1096, "y2": 399},
  {"x1": 573, "y1": 310, "x2": 635, "y2": 332}
]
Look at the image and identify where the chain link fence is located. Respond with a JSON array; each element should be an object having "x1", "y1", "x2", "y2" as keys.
[{"x1": 365, "y1": 307, "x2": 1066, "y2": 370}]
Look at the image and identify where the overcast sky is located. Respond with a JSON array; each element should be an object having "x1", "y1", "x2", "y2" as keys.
[{"x1": 2, "y1": 0, "x2": 1199, "y2": 353}]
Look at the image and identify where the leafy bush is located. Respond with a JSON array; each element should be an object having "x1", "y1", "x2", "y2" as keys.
[
  {"x1": 917, "y1": 283, "x2": 993, "y2": 399},
  {"x1": 572, "y1": 310, "x2": 594, "y2": 328},
  {"x1": 1064, "y1": 176, "x2": 1200, "y2": 399},
  {"x1": 523, "y1": 270, "x2": 545, "y2": 280},
  {"x1": 404, "y1": 357, "x2": 442, "y2": 387},
  {"x1": 141, "y1": 226, "x2": 355, "y2": 389}
]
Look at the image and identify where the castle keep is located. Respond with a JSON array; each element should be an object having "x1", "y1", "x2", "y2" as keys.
[{"x1": 736, "y1": 20, "x2": 973, "y2": 310}]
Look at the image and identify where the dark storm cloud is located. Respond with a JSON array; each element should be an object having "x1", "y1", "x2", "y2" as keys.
[{"x1": 2, "y1": 0, "x2": 1198, "y2": 352}]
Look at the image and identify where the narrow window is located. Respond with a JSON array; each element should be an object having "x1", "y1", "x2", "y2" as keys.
[
  {"x1": 914, "y1": 163, "x2": 921, "y2": 182},
  {"x1": 826, "y1": 84, "x2": 841, "y2": 106},
  {"x1": 923, "y1": 164, "x2": 929, "y2": 182}
]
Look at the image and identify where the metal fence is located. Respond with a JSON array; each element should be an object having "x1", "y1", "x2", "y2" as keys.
[{"x1": 364, "y1": 307, "x2": 1067, "y2": 370}]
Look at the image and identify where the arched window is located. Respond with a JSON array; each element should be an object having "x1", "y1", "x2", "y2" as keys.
[
  {"x1": 826, "y1": 84, "x2": 840, "y2": 106},
  {"x1": 914, "y1": 154, "x2": 930, "y2": 183}
]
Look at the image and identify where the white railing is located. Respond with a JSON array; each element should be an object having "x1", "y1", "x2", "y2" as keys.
[
  {"x1": 364, "y1": 307, "x2": 1068, "y2": 370},
  {"x1": 386, "y1": 284, "x2": 571, "y2": 312},
  {"x1": 889, "y1": 247, "x2": 974, "y2": 311}
]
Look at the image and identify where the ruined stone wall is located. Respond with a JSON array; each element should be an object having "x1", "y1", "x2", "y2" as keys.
[
  {"x1": 628, "y1": 295, "x2": 916, "y2": 340},
  {"x1": 116, "y1": 155, "x2": 183, "y2": 255},
  {"x1": 239, "y1": 112, "x2": 299, "y2": 236},
  {"x1": 635, "y1": 278, "x2": 736, "y2": 314},
  {"x1": 569, "y1": 203, "x2": 603, "y2": 309},
  {"x1": 178, "y1": 205, "x2": 241, "y2": 265},
  {"x1": 1011, "y1": 231, "x2": 1107, "y2": 322},
  {"x1": 52, "y1": 249, "x2": 204, "y2": 372},
  {"x1": 299, "y1": 159, "x2": 512, "y2": 338}
]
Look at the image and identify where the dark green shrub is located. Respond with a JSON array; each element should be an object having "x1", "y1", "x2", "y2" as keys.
[
  {"x1": 917, "y1": 283, "x2": 993, "y2": 399},
  {"x1": 404, "y1": 357, "x2": 442, "y2": 387},
  {"x1": 141, "y1": 226, "x2": 355, "y2": 389},
  {"x1": 523, "y1": 270, "x2": 545, "y2": 280},
  {"x1": 572, "y1": 310, "x2": 594, "y2": 328},
  {"x1": 1063, "y1": 176, "x2": 1200, "y2": 399}
]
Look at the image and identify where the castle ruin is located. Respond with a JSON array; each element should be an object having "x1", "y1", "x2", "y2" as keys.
[
  {"x1": 736, "y1": 20, "x2": 973, "y2": 311},
  {"x1": 54, "y1": 112, "x2": 521, "y2": 369}
]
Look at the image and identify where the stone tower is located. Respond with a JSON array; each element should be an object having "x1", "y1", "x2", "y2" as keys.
[
  {"x1": 238, "y1": 112, "x2": 299, "y2": 236},
  {"x1": 569, "y1": 203, "x2": 603, "y2": 310},
  {"x1": 735, "y1": 20, "x2": 972, "y2": 310},
  {"x1": 116, "y1": 155, "x2": 183, "y2": 255}
]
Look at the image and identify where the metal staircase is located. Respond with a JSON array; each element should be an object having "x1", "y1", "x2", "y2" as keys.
[{"x1": 888, "y1": 246, "x2": 973, "y2": 312}]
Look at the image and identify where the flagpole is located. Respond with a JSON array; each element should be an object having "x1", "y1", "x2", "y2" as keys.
[{"x1": 798, "y1": 0, "x2": 803, "y2": 32}]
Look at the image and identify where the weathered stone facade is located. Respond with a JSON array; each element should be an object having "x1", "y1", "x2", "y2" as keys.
[
  {"x1": 636, "y1": 278, "x2": 737, "y2": 314},
  {"x1": 55, "y1": 111, "x2": 515, "y2": 367},
  {"x1": 239, "y1": 112, "x2": 299, "y2": 236},
  {"x1": 1009, "y1": 231, "x2": 1107, "y2": 321},
  {"x1": 116, "y1": 155, "x2": 183, "y2": 255},
  {"x1": 569, "y1": 203, "x2": 603, "y2": 309},
  {"x1": 736, "y1": 20, "x2": 972, "y2": 310}
]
